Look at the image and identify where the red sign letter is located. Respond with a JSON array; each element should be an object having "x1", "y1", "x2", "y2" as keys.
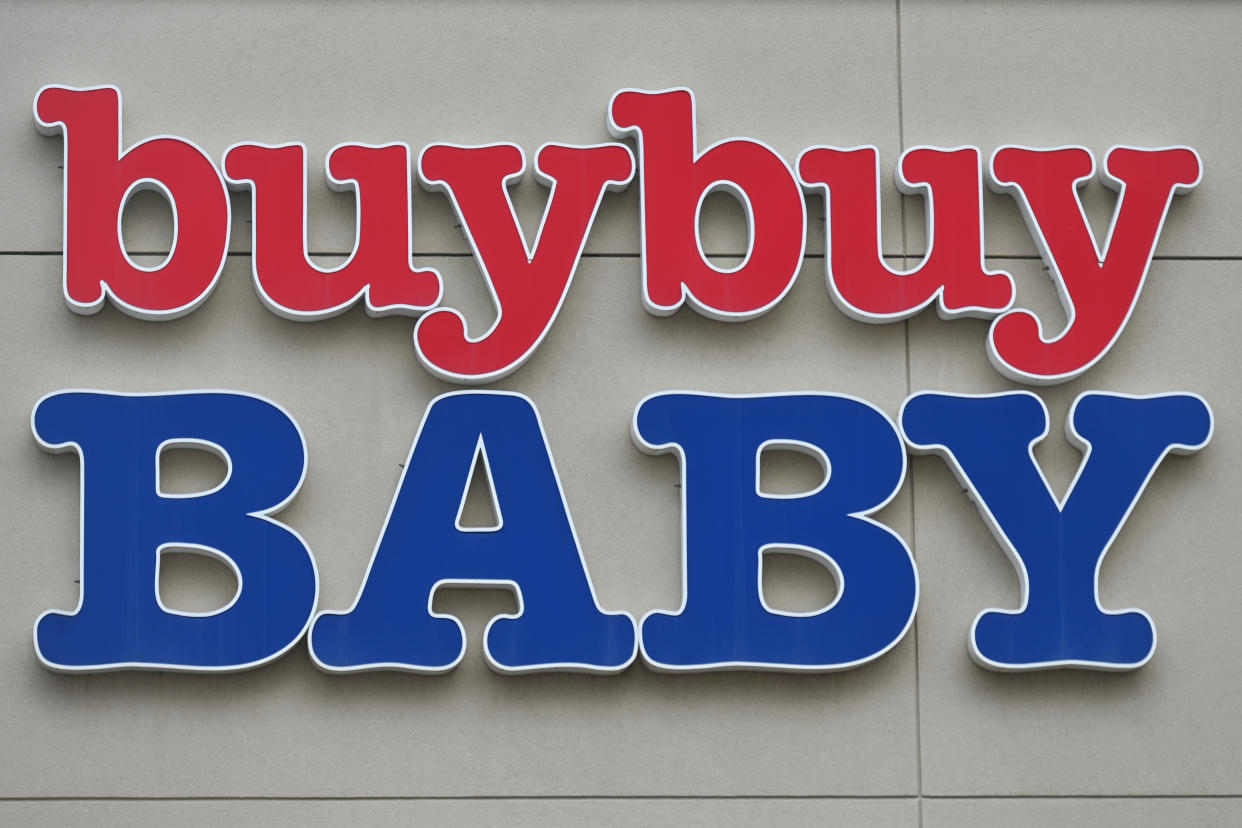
[
  {"x1": 34, "y1": 85, "x2": 229, "y2": 319},
  {"x1": 987, "y1": 145, "x2": 1201, "y2": 383},
  {"x1": 608, "y1": 88, "x2": 805, "y2": 320},
  {"x1": 797, "y1": 145, "x2": 1013, "y2": 321},
  {"x1": 223, "y1": 142, "x2": 441, "y2": 319},
  {"x1": 415, "y1": 142, "x2": 633, "y2": 383}
]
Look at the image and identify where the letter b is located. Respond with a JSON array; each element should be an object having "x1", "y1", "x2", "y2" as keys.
[
  {"x1": 32, "y1": 391, "x2": 318, "y2": 672},
  {"x1": 633, "y1": 393, "x2": 917, "y2": 671},
  {"x1": 35, "y1": 86, "x2": 230, "y2": 319},
  {"x1": 608, "y1": 88, "x2": 805, "y2": 321}
]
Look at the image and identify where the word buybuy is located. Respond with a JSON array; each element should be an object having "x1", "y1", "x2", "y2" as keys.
[{"x1": 36, "y1": 85, "x2": 1199, "y2": 384}]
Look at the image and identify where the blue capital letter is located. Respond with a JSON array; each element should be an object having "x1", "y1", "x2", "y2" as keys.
[
  {"x1": 900, "y1": 391, "x2": 1212, "y2": 671},
  {"x1": 33, "y1": 391, "x2": 318, "y2": 672},
  {"x1": 633, "y1": 392, "x2": 917, "y2": 671},
  {"x1": 310, "y1": 392, "x2": 636, "y2": 674}
]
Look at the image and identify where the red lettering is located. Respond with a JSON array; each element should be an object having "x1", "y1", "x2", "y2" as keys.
[
  {"x1": 34, "y1": 85, "x2": 229, "y2": 319},
  {"x1": 415, "y1": 142, "x2": 633, "y2": 382},
  {"x1": 608, "y1": 88, "x2": 805, "y2": 320},
  {"x1": 987, "y1": 146, "x2": 1201, "y2": 383},
  {"x1": 223, "y1": 142, "x2": 441, "y2": 319},
  {"x1": 797, "y1": 145, "x2": 1013, "y2": 321}
]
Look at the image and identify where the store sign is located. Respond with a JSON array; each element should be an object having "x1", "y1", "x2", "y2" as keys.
[{"x1": 29, "y1": 85, "x2": 1213, "y2": 675}]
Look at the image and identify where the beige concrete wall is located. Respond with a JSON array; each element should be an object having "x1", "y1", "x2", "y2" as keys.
[{"x1": 1, "y1": 1, "x2": 1238, "y2": 823}]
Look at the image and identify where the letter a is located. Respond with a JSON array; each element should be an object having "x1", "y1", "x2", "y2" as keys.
[{"x1": 310, "y1": 392, "x2": 636, "y2": 674}]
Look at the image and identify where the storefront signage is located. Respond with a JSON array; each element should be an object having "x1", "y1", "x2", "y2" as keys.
[{"x1": 28, "y1": 85, "x2": 1212, "y2": 676}]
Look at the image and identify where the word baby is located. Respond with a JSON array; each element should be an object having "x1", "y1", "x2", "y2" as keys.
[
  {"x1": 36, "y1": 85, "x2": 1200, "y2": 385},
  {"x1": 32, "y1": 389, "x2": 1211, "y2": 675}
]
